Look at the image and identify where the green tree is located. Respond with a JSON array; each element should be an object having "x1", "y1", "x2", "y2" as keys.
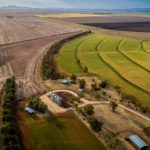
[
  {"x1": 79, "y1": 79, "x2": 86, "y2": 89},
  {"x1": 84, "y1": 104, "x2": 94, "y2": 115},
  {"x1": 110, "y1": 101, "x2": 118, "y2": 112},
  {"x1": 100, "y1": 81, "x2": 108, "y2": 89},
  {"x1": 88, "y1": 116, "x2": 103, "y2": 132},
  {"x1": 84, "y1": 66, "x2": 88, "y2": 73},
  {"x1": 28, "y1": 96, "x2": 47, "y2": 113}
]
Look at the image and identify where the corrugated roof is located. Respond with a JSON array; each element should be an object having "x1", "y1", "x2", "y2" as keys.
[
  {"x1": 129, "y1": 135, "x2": 148, "y2": 149},
  {"x1": 25, "y1": 107, "x2": 35, "y2": 114}
]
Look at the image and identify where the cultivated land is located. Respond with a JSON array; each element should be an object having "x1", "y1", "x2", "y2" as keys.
[
  {"x1": 0, "y1": 17, "x2": 82, "y2": 98},
  {"x1": 16, "y1": 111, "x2": 105, "y2": 150},
  {"x1": 55, "y1": 15, "x2": 150, "y2": 41},
  {"x1": 0, "y1": 17, "x2": 80, "y2": 45},
  {"x1": 56, "y1": 33, "x2": 150, "y2": 106}
]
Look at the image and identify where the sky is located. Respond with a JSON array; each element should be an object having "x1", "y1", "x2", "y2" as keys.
[{"x1": 0, "y1": 0, "x2": 150, "y2": 9}]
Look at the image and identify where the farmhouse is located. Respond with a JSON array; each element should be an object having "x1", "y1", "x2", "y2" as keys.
[
  {"x1": 50, "y1": 92, "x2": 62, "y2": 106},
  {"x1": 128, "y1": 135, "x2": 149, "y2": 150}
]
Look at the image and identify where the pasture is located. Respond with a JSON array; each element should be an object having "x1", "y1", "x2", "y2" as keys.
[
  {"x1": 56, "y1": 33, "x2": 150, "y2": 106},
  {"x1": 17, "y1": 111, "x2": 105, "y2": 150}
]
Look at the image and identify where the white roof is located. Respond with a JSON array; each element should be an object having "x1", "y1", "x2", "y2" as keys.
[{"x1": 25, "y1": 107, "x2": 35, "y2": 114}]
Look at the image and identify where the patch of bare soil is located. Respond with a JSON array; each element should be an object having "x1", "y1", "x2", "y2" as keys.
[{"x1": 62, "y1": 15, "x2": 150, "y2": 40}]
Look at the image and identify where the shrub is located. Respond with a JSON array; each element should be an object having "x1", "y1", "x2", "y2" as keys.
[
  {"x1": 84, "y1": 104, "x2": 94, "y2": 115},
  {"x1": 71, "y1": 74, "x2": 77, "y2": 81},
  {"x1": 100, "y1": 81, "x2": 108, "y2": 89},
  {"x1": 95, "y1": 94, "x2": 101, "y2": 99},
  {"x1": 110, "y1": 101, "x2": 118, "y2": 112},
  {"x1": 79, "y1": 79, "x2": 86, "y2": 89},
  {"x1": 83, "y1": 66, "x2": 88, "y2": 73},
  {"x1": 91, "y1": 82, "x2": 100, "y2": 91},
  {"x1": 88, "y1": 116, "x2": 103, "y2": 132}
]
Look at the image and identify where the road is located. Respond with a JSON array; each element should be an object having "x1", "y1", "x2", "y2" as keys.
[{"x1": 49, "y1": 89, "x2": 150, "y2": 122}]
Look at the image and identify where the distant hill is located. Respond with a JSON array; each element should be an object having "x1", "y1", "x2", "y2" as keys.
[{"x1": 0, "y1": 5, "x2": 150, "y2": 13}]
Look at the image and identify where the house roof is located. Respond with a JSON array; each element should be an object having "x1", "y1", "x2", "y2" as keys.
[
  {"x1": 25, "y1": 107, "x2": 35, "y2": 114},
  {"x1": 129, "y1": 135, "x2": 148, "y2": 149},
  {"x1": 62, "y1": 79, "x2": 70, "y2": 84}
]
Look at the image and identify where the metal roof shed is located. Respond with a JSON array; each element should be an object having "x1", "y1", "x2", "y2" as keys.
[
  {"x1": 62, "y1": 79, "x2": 70, "y2": 84},
  {"x1": 128, "y1": 135, "x2": 149, "y2": 150},
  {"x1": 25, "y1": 107, "x2": 35, "y2": 114}
]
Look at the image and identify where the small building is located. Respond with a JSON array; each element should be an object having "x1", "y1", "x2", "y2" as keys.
[
  {"x1": 50, "y1": 92, "x2": 62, "y2": 106},
  {"x1": 62, "y1": 79, "x2": 70, "y2": 85},
  {"x1": 128, "y1": 135, "x2": 149, "y2": 150},
  {"x1": 25, "y1": 107, "x2": 35, "y2": 114}
]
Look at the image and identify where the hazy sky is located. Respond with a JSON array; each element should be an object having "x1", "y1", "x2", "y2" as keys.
[{"x1": 0, "y1": 0, "x2": 150, "y2": 9}]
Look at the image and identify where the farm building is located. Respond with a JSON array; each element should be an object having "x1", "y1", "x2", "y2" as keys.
[
  {"x1": 128, "y1": 135, "x2": 149, "y2": 150},
  {"x1": 62, "y1": 79, "x2": 70, "y2": 84},
  {"x1": 25, "y1": 107, "x2": 35, "y2": 114},
  {"x1": 50, "y1": 92, "x2": 62, "y2": 106}
]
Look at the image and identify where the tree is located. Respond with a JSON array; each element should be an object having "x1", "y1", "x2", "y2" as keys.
[
  {"x1": 28, "y1": 96, "x2": 47, "y2": 113},
  {"x1": 2, "y1": 114, "x2": 14, "y2": 122},
  {"x1": 110, "y1": 101, "x2": 118, "y2": 112},
  {"x1": 71, "y1": 74, "x2": 77, "y2": 81},
  {"x1": 79, "y1": 79, "x2": 86, "y2": 89},
  {"x1": 71, "y1": 74, "x2": 77, "y2": 84},
  {"x1": 1, "y1": 122, "x2": 15, "y2": 135},
  {"x1": 84, "y1": 104, "x2": 94, "y2": 115},
  {"x1": 91, "y1": 82, "x2": 100, "y2": 91},
  {"x1": 100, "y1": 81, "x2": 108, "y2": 89},
  {"x1": 88, "y1": 116, "x2": 103, "y2": 132},
  {"x1": 84, "y1": 66, "x2": 88, "y2": 73}
]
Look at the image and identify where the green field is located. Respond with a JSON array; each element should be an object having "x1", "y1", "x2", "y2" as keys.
[
  {"x1": 56, "y1": 33, "x2": 150, "y2": 106},
  {"x1": 19, "y1": 112, "x2": 105, "y2": 150}
]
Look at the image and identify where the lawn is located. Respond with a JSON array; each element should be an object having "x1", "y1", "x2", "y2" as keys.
[
  {"x1": 17, "y1": 111, "x2": 105, "y2": 150},
  {"x1": 56, "y1": 33, "x2": 150, "y2": 106}
]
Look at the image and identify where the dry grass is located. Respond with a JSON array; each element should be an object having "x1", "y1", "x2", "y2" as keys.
[
  {"x1": 94, "y1": 104, "x2": 150, "y2": 144},
  {"x1": 37, "y1": 13, "x2": 101, "y2": 18}
]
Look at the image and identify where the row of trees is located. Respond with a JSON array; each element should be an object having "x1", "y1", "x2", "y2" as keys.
[
  {"x1": 28, "y1": 96, "x2": 47, "y2": 113},
  {"x1": 1, "y1": 77, "x2": 21, "y2": 150},
  {"x1": 83, "y1": 104, "x2": 104, "y2": 132},
  {"x1": 41, "y1": 31, "x2": 91, "y2": 80}
]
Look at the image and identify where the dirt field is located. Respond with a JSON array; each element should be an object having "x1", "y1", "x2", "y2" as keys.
[
  {"x1": 61, "y1": 15, "x2": 150, "y2": 40},
  {"x1": 94, "y1": 104, "x2": 150, "y2": 145},
  {"x1": 0, "y1": 17, "x2": 80, "y2": 45},
  {"x1": 0, "y1": 16, "x2": 82, "y2": 98}
]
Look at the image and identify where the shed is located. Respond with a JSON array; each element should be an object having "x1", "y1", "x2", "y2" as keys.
[
  {"x1": 128, "y1": 135, "x2": 149, "y2": 150},
  {"x1": 25, "y1": 107, "x2": 35, "y2": 114},
  {"x1": 62, "y1": 79, "x2": 70, "y2": 84}
]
